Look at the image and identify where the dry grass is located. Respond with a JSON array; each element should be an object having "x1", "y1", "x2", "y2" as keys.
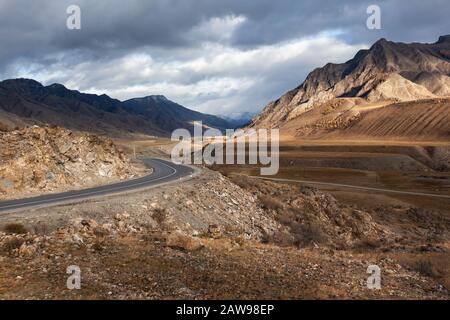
[
  {"x1": 353, "y1": 236, "x2": 383, "y2": 251},
  {"x1": 398, "y1": 253, "x2": 450, "y2": 289},
  {"x1": 412, "y1": 259, "x2": 441, "y2": 278},
  {"x1": 31, "y1": 222, "x2": 49, "y2": 235},
  {"x1": 291, "y1": 222, "x2": 328, "y2": 246},
  {"x1": 0, "y1": 238, "x2": 24, "y2": 254},
  {"x1": 3, "y1": 223, "x2": 28, "y2": 234},
  {"x1": 152, "y1": 207, "x2": 168, "y2": 225},
  {"x1": 211, "y1": 140, "x2": 450, "y2": 215},
  {"x1": 91, "y1": 240, "x2": 105, "y2": 252},
  {"x1": 258, "y1": 195, "x2": 283, "y2": 211}
]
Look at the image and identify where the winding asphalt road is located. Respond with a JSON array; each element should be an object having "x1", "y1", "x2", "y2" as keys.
[{"x1": 0, "y1": 158, "x2": 196, "y2": 214}]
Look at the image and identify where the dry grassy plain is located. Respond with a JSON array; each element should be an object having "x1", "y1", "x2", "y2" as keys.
[
  {"x1": 210, "y1": 139, "x2": 450, "y2": 211},
  {"x1": 208, "y1": 138, "x2": 450, "y2": 293},
  {"x1": 115, "y1": 135, "x2": 450, "y2": 214}
]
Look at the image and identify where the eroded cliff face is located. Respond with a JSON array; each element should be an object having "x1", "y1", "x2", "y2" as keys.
[
  {"x1": 250, "y1": 36, "x2": 450, "y2": 130},
  {"x1": 0, "y1": 126, "x2": 140, "y2": 200}
]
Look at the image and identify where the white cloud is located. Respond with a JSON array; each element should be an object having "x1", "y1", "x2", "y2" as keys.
[
  {"x1": 187, "y1": 14, "x2": 248, "y2": 44},
  {"x1": 10, "y1": 29, "x2": 367, "y2": 115}
]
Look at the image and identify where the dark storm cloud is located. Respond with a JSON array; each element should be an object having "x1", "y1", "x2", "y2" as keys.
[
  {"x1": 0, "y1": 0, "x2": 449, "y2": 114},
  {"x1": 231, "y1": 0, "x2": 450, "y2": 46},
  {"x1": 2, "y1": 0, "x2": 448, "y2": 61}
]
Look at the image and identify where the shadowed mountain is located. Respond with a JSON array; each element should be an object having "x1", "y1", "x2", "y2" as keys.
[
  {"x1": 123, "y1": 95, "x2": 230, "y2": 132},
  {"x1": 0, "y1": 79, "x2": 231, "y2": 136},
  {"x1": 218, "y1": 111, "x2": 257, "y2": 128}
]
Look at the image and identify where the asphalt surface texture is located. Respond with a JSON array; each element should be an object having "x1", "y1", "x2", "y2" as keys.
[{"x1": 0, "y1": 158, "x2": 195, "y2": 213}]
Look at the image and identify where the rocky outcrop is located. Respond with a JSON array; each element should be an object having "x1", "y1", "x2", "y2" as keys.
[
  {"x1": 0, "y1": 166, "x2": 448, "y2": 299},
  {"x1": 0, "y1": 126, "x2": 140, "y2": 200},
  {"x1": 231, "y1": 176, "x2": 392, "y2": 248},
  {"x1": 251, "y1": 35, "x2": 450, "y2": 130}
]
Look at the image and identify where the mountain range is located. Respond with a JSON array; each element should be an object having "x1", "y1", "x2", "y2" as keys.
[
  {"x1": 250, "y1": 35, "x2": 450, "y2": 141},
  {"x1": 218, "y1": 112, "x2": 257, "y2": 128},
  {"x1": 0, "y1": 79, "x2": 231, "y2": 136},
  {"x1": 2, "y1": 35, "x2": 450, "y2": 141}
]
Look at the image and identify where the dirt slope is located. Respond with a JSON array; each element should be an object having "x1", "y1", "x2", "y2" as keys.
[
  {"x1": 281, "y1": 98, "x2": 450, "y2": 141},
  {"x1": 338, "y1": 98, "x2": 450, "y2": 140}
]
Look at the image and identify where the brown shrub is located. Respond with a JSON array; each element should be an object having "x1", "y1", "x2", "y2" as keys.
[
  {"x1": 166, "y1": 232, "x2": 203, "y2": 251},
  {"x1": 259, "y1": 195, "x2": 283, "y2": 211},
  {"x1": 412, "y1": 259, "x2": 441, "y2": 278},
  {"x1": 93, "y1": 227, "x2": 109, "y2": 237},
  {"x1": 153, "y1": 207, "x2": 168, "y2": 225},
  {"x1": 277, "y1": 211, "x2": 294, "y2": 225},
  {"x1": 92, "y1": 240, "x2": 105, "y2": 252},
  {"x1": 0, "y1": 122, "x2": 10, "y2": 132},
  {"x1": 32, "y1": 222, "x2": 49, "y2": 235},
  {"x1": 291, "y1": 222, "x2": 328, "y2": 246},
  {"x1": 3, "y1": 223, "x2": 28, "y2": 234},
  {"x1": 399, "y1": 253, "x2": 449, "y2": 289},
  {"x1": 353, "y1": 236, "x2": 382, "y2": 251},
  {"x1": 229, "y1": 176, "x2": 255, "y2": 190},
  {"x1": 220, "y1": 171, "x2": 230, "y2": 178},
  {"x1": 262, "y1": 230, "x2": 295, "y2": 246},
  {"x1": 1, "y1": 238, "x2": 24, "y2": 254}
]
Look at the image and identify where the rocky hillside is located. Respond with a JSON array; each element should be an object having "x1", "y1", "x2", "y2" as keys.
[
  {"x1": 250, "y1": 35, "x2": 450, "y2": 139},
  {"x1": 0, "y1": 79, "x2": 232, "y2": 136},
  {"x1": 0, "y1": 126, "x2": 141, "y2": 200},
  {"x1": 0, "y1": 168, "x2": 448, "y2": 299}
]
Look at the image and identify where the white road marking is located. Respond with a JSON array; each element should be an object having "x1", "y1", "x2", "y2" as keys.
[{"x1": 0, "y1": 159, "x2": 180, "y2": 210}]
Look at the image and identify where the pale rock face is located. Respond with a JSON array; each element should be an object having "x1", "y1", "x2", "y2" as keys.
[
  {"x1": 86, "y1": 152, "x2": 96, "y2": 163},
  {"x1": 365, "y1": 73, "x2": 436, "y2": 102},
  {"x1": 0, "y1": 126, "x2": 138, "y2": 200},
  {"x1": 250, "y1": 35, "x2": 450, "y2": 132},
  {"x1": 98, "y1": 163, "x2": 113, "y2": 177}
]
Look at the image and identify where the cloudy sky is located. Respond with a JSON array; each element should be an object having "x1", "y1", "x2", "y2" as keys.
[{"x1": 0, "y1": 0, "x2": 449, "y2": 116}]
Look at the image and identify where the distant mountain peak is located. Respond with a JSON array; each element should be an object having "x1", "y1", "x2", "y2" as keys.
[
  {"x1": 47, "y1": 83, "x2": 66, "y2": 89},
  {"x1": 370, "y1": 37, "x2": 396, "y2": 51},
  {"x1": 0, "y1": 78, "x2": 232, "y2": 135},
  {"x1": 45, "y1": 83, "x2": 69, "y2": 93},
  {"x1": 437, "y1": 34, "x2": 450, "y2": 44},
  {"x1": 131, "y1": 95, "x2": 169, "y2": 102},
  {"x1": 150, "y1": 95, "x2": 168, "y2": 100},
  {"x1": 251, "y1": 35, "x2": 450, "y2": 130},
  {"x1": 123, "y1": 94, "x2": 231, "y2": 132},
  {"x1": 373, "y1": 37, "x2": 389, "y2": 45},
  {"x1": 1, "y1": 78, "x2": 44, "y2": 88}
]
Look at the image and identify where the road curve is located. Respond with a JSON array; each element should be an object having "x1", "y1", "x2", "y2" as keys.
[{"x1": 0, "y1": 158, "x2": 196, "y2": 214}]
